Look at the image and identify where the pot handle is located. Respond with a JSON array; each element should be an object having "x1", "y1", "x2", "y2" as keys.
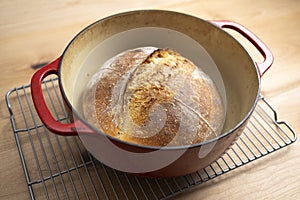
[
  {"x1": 30, "y1": 57, "x2": 91, "y2": 136},
  {"x1": 209, "y1": 20, "x2": 274, "y2": 77}
]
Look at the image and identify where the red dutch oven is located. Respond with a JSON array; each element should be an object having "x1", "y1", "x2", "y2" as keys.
[{"x1": 31, "y1": 10, "x2": 273, "y2": 177}]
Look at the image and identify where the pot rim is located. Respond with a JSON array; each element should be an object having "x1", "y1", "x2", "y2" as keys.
[{"x1": 58, "y1": 9, "x2": 261, "y2": 150}]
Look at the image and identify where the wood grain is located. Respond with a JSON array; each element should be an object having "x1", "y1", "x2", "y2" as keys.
[{"x1": 1, "y1": 0, "x2": 299, "y2": 199}]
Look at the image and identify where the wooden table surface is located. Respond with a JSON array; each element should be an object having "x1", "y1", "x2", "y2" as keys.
[{"x1": 1, "y1": 0, "x2": 299, "y2": 199}]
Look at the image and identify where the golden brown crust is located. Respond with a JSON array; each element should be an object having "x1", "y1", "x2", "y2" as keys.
[{"x1": 82, "y1": 47, "x2": 225, "y2": 146}]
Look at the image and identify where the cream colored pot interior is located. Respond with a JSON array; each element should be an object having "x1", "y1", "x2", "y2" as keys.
[{"x1": 60, "y1": 10, "x2": 259, "y2": 134}]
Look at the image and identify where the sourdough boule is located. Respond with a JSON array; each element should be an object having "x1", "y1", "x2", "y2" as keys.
[{"x1": 82, "y1": 47, "x2": 225, "y2": 146}]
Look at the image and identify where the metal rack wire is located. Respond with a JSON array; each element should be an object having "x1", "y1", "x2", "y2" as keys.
[{"x1": 6, "y1": 77, "x2": 297, "y2": 200}]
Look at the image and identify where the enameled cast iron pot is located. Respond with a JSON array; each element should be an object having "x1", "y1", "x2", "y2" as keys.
[{"x1": 31, "y1": 10, "x2": 273, "y2": 177}]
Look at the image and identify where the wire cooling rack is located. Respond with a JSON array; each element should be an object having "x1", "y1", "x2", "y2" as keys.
[{"x1": 6, "y1": 77, "x2": 297, "y2": 200}]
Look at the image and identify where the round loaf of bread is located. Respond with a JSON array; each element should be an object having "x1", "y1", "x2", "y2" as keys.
[{"x1": 82, "y1": 47, "x2": 225, "y2": 146}]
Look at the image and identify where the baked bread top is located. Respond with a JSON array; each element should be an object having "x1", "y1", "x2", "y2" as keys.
[{"x1": 82, "y1": 47, "x2": 225, "y2": 146}]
